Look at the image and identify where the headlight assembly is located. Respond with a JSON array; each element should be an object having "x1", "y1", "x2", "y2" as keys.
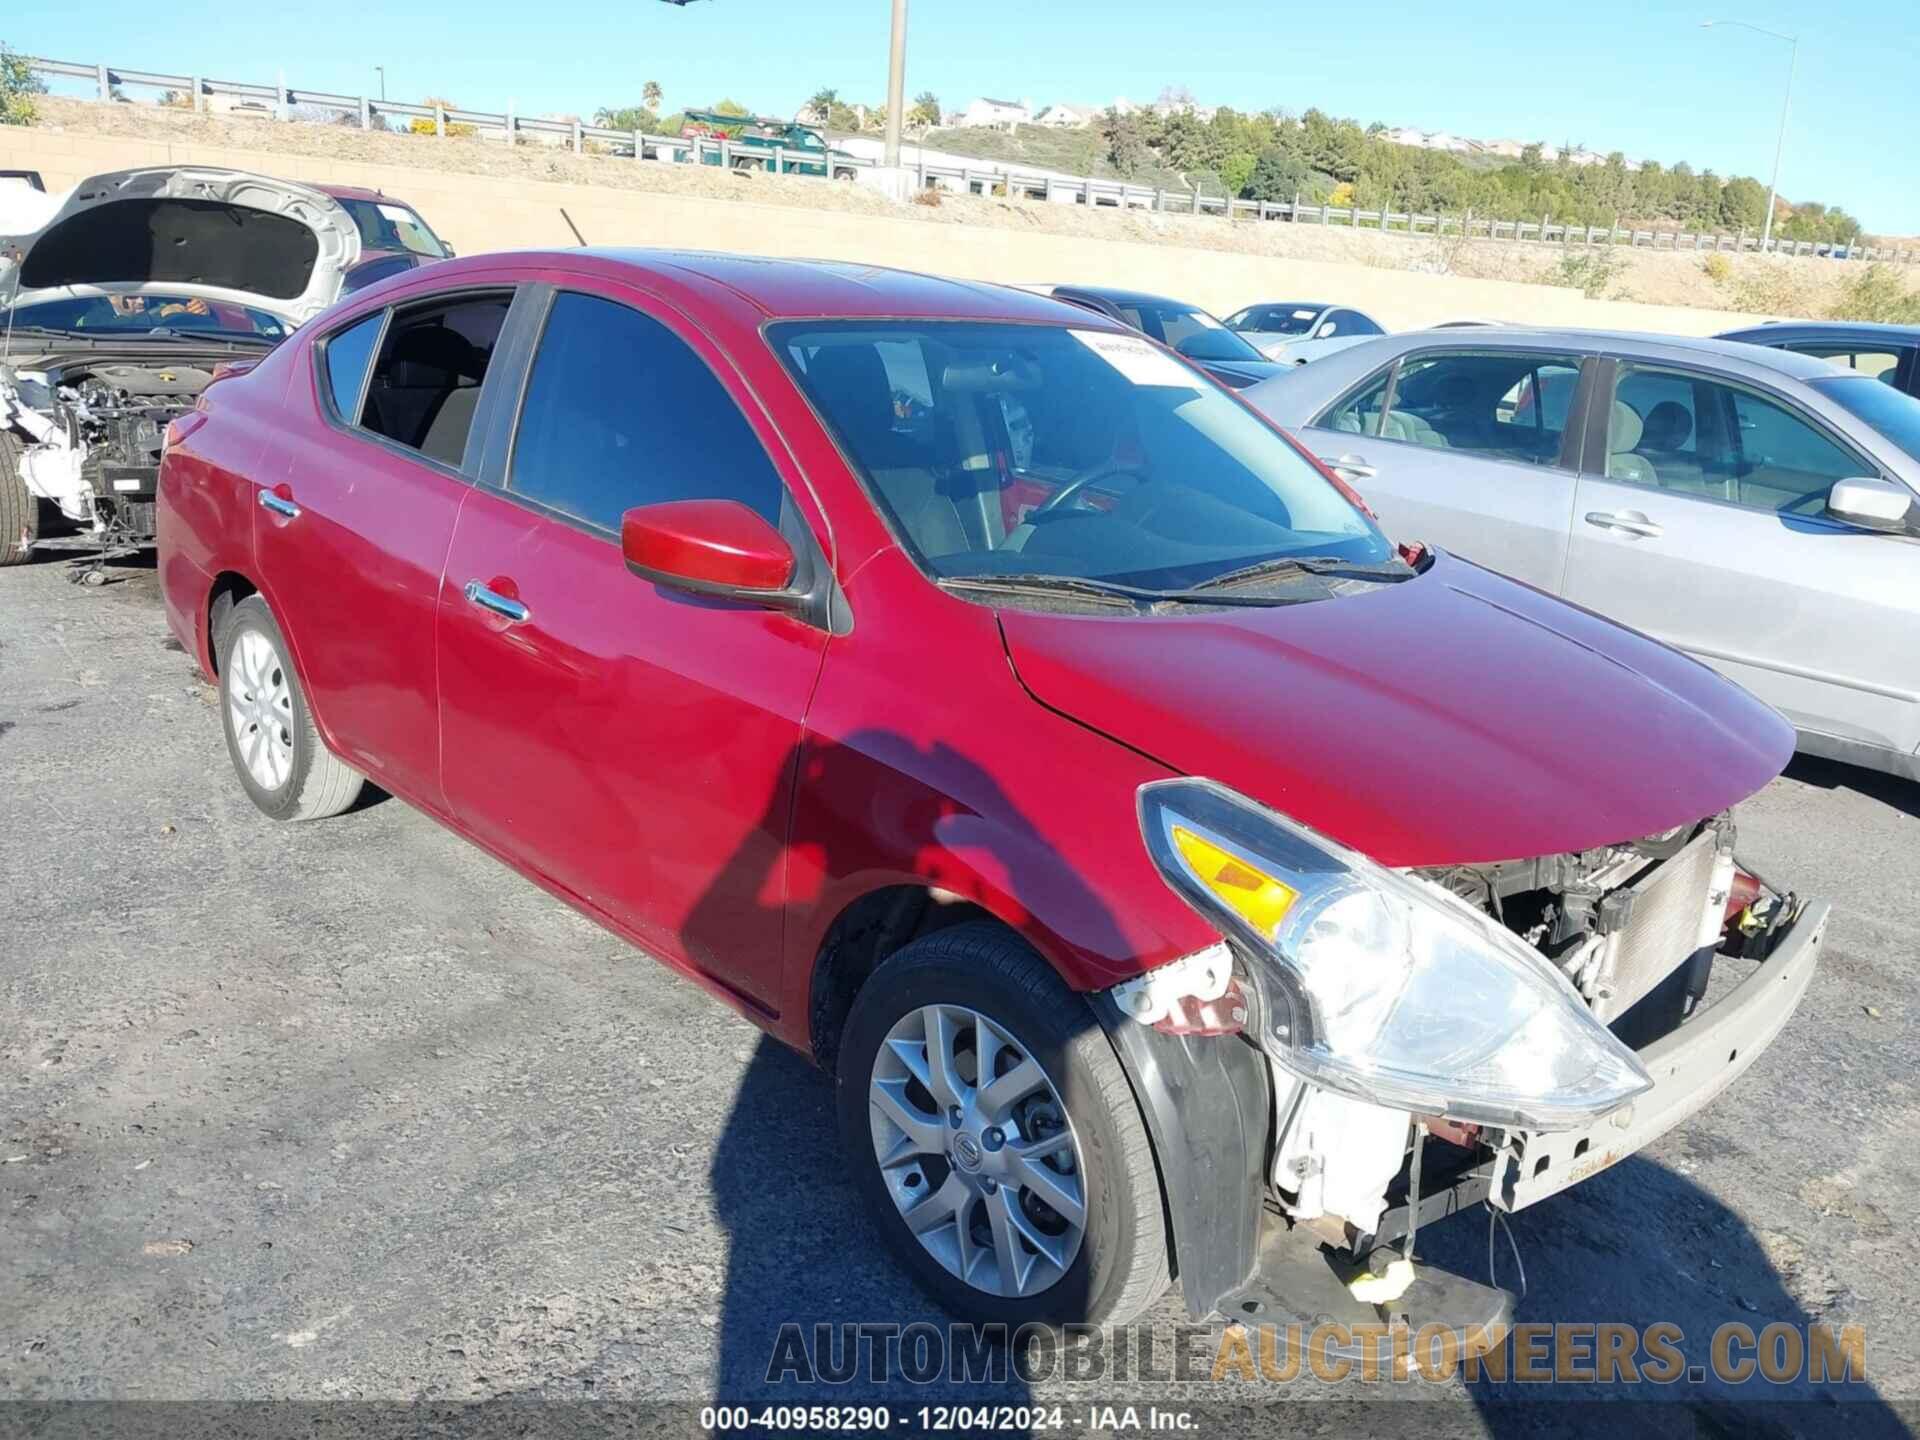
[{"x1": 1138, "y1": 778, "x2": 1652, "y2": 1130}]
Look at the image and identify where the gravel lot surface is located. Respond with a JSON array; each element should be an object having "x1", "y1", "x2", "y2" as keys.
[{"x1": 2, "y1": 554, "x2": 1916, "y2": 1436}]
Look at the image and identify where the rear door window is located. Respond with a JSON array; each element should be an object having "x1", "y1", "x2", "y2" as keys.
[
  {"x1": 508, "y1": 290, "x2": 785, "y2": 532},
  {"x1": 354, "y1": 291, "x2": 512, "y2": 469},
  {"x1": 1381, "y1": 351, "x2": 1585, "y2": 464}
]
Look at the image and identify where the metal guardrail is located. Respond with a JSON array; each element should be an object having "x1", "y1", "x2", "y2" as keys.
[{"x1": 24, "y1": 57, "x2": 1917, "y2": 265}]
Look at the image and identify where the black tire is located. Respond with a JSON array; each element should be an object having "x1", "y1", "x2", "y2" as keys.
[
  {"x1": 836, "y1": 924, "x2": 1170, "y2": 1329},
  {"x1": 216, "y1": 595, "x2": 363, "y2": 821},
  {"x1": 0, "y1": 431, "x2": 39, "y2": 567},
  {"x1": 833, "y1": 168, "x2": 856, "y2": 182}
]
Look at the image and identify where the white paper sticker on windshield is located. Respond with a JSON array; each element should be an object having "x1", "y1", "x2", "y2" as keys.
[
  {"x1": 1070, "y1": 329, "x2": 1202, "y2": 389},
  {"x1": 1292, "y1": 308, "x2": 1317, "y2": 320},
  {"x1": 1191, "y1": 310, "x2": 1223, "y2": 329},
  {"x1": 376, "y1": 203, "x2": 416, "y2": 224}
]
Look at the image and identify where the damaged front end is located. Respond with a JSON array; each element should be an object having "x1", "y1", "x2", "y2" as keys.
[
  {"x1": 1, "y1": 357, "x2": 232, "y2": 570},
  {"x1": 1101, "y1": 778, "x2": 1824, "y2": 1341}
]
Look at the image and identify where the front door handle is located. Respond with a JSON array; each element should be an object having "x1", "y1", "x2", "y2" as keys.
[
  {"x1": 463, "y1": 580, "x2": 530, "y2": 624},
  {"x1": 258, "y1": 490, "x2": 301, "y2": 519},
  {"x1": 1584, "y1": 509, "x2": 1664, "y2": 539},
  {"x1": 1320, "y1": 454, "x2": 1378, "y2": 479}
]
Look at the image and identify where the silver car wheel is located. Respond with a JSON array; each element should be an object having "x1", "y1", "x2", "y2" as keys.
[
  {"x1": 228, "y1": 628, "x2": 295, "y2": 792},
  {"x1": 868, "y1": 1003, "x2": 1087, "y2": 1298}
]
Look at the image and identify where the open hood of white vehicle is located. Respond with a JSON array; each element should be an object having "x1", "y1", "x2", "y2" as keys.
[{"x1": 0, "y1": 166, "x2": 360, "y2": 329}]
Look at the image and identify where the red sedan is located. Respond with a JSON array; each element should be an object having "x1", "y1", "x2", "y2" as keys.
[{"x1": 156, "y1": 250, "x2": 1823, "y2": 1334}]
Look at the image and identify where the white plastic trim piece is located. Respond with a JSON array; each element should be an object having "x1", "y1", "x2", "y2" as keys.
[{"x1": 1110, "y1": 941, "x2": 1232, "y2": 1026}]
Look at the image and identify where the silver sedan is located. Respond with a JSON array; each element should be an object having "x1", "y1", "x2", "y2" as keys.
[{"x1": 1245, "y1": 330, "x2": 1920, "y2": 782}]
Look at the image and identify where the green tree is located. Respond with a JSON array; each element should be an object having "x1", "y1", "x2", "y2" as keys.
[
  {"x1": 1242, "y1": 145, "x2": 1307, "y2": 202},
  {"x1": 1098, "y1": 107, "x2": 1153, "y2": 178},
  {"x1": 595, "y1": 101, "x2": 660, "y2": 132},
  {"x1": 909, "y1": 90, "x2": 940, "y2": 129},
  {"x1": 713, "y1": 97, "x2": 749, "y2": 118},
  {"x1": 807, "y1": 87, "x2": 838, "y2": 123},
  {"x1": 1, "y1": 42, "x2": 45, "y2": 126},
  {"x1": 643, "y1": 79, "x2": 663, "y2": 111}
]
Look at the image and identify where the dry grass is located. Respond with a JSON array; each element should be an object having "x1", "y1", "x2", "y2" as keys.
[{"x1": 26, "y1": 97, "x2": 1920, "y2": 319}]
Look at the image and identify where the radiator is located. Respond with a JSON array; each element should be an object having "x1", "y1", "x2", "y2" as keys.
[{"x1": 1592, "y1": 831, "x2": 1723, "y2": 1022}]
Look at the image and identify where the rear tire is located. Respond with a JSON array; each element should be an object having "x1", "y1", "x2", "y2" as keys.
[
  {"x1": 0, "y1": 432, "x2": 39, "y2": 567},
  {"x1": 216, "y1": 595, "x2": 363, "y2": 821},
  {"x1": 836, "y1": 923, "x2": 1170, "y2": 1329}
]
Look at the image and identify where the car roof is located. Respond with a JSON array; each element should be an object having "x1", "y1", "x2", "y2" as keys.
[
  {"x1": 1345, "y1": 326, "x2": 1849, "y2": 380},
  {"x1": 1042, "y1": 283, "x2": 1201, "y2": 310},
  {"x1": 1715, "y1": 319, "x2": 1920, "y2": 343},
  {"x1": 1241, "y1": 300, "x2": 1335, "y2": 311},
  {"x1": 561, "y1": 250, "x2": 1116, "y2": 323}
]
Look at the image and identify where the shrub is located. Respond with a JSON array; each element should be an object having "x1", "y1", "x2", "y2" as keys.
[
  {"x1": 1725, "y1": 260, "x2": 1820, "y2": 318},
  {"x1": 1826, "y1": 264, "x2": 1920, "y2": 324},
  {"x1": 1551, "y1": 248, "x2": 1624, "y2": 298},
  {"x1": 1, "y1": 43, "x2": 45, "y2": 126},
  {"x1": 912, "y1": 186, "x2": 942, "y2": 208},
  {"x1": 1701, "y1": 251, "x2": 1732, "y2": 284}
]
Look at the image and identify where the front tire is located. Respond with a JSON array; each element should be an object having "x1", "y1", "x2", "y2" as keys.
[
  {"x1": 216, "y1": 595, "x2": 363, "y2": 821},
  {"x1": 836, "y1": 924, "x2": 1170, "y2": 1328},
  {"x1": 0, "y1": 432, "x2": 39, "y2": 566}
]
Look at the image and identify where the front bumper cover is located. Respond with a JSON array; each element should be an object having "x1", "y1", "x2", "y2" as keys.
[{"x1": 1496, "y1": 898, "x2": 1828, "y2": 1211}]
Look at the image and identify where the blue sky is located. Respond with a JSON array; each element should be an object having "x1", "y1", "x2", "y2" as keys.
[{"x1": 10, "y1": 0, "x2": 1917, "y2": 233}]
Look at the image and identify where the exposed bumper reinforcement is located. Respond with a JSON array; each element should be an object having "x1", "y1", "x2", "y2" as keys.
[
  {"x1": 1221, "y1": 1217, "x2": 1512, "y2": 1358},
  {"x1": 1497, "y1": 898, "x2": 1828, "y2": 1212}
]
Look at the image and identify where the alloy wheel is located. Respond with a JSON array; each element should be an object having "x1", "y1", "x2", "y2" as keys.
[
  {"x1": 228, "y1": 629, "x2": 295, "y2": 791},
  {"x1": 868, "y1": 1003, "x2": 1087, "y2": 1297}
]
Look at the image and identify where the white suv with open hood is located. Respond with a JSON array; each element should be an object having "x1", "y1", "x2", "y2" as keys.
[{"x1": 0, "y1": 166, "x2": 359, "y2": 572}]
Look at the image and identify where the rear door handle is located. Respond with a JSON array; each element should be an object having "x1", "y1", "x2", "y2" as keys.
[
  {"x1": 1584, "y1": 510, "x2": 1664, "y2": 539},
  {"x1": 1320, "y1": 454, "x2": 1378, "y2": 479},
  {"x1": 258, "y1": 491, "x2": 300, "y2": 519},
  {"x1": 463, "y1": 580, "x2": 530, "y2": 624}
]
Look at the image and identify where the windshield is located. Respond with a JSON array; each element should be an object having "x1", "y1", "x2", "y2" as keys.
[
  {"x1": 337, "y1": 198, "x2": 449, "y2": 259},
  {"x1": 0, "y1": 293, "x2": 286, "y2": 341},
  {"x1": 1228, "y1": 305, "x2": 1321, "y2": 338},
  {"x1": 1813, "y1": 374, "x2": 1920, "y2": 466},
  {"x1": 774, "y1": 320, "x2": 1389, "y2": 593},
  {"x1": 1112, "y1": 302, "x2": 1266, "y2": 363}
]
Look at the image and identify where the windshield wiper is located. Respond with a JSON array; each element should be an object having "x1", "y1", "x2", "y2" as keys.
[
  {"x1": 936, "y1": 572, "x2": 1315, "y2": 609},
  {"x1": 1181, "y1": 554, "x2": 1413, "y2": 592}
]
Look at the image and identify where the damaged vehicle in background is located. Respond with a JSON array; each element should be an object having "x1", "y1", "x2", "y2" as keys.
[
  {"x1": 0, "y1": 166, "x2": 359, "y2": 574},
  {"x1": 156, "y1": 253, "x2": 1825, "y2": 1339}
]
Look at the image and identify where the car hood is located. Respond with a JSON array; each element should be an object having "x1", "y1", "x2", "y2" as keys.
[
  {"x1": 998, "y1": 552, "x2": 1793, "y2": 867},
  {"x1": 1255, "y1": 334, "x2": 1375, "y2": 365},
  {"x1": 1197, "y1": 356, "x2": 1290, "y2": 389},
  {"x1": 0, "y1": 167, "x2": 360, "y2": 328}
]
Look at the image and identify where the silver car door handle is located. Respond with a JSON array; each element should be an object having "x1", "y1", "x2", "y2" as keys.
[
  {"x1": 463, "y1": 580, "x2": 530, "y2": 624},
  {"x1": 1320, "y1": 454, "x2": 1378, "y2": 479},
  {"x1": 258, "y1": 491, "x2": 300, "y2": 519},
  {"x1": 1584, "y1": 510, "x2": 1664, "y2": 538}
]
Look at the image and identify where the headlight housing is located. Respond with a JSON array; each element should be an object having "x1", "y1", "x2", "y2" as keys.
[{"x1": 1138, "y1": 778, "x2": 1652, "y2": 1130}]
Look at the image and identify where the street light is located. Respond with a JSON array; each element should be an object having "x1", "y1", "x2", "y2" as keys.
[
  {"x1": 374, "y1": 65, "x2": 386, "y2": 102},
  {"x1": 1701, "y1": 19, "x2": 1798, "y2": 253}
]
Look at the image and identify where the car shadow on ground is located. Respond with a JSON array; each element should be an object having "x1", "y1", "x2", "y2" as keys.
[
  {"x1": 1783, "y1": 754, "x2": 1920, "y2": 822},
  {"x1": 1415, "y1": 1154, "x2": 1912, "y2": 1437}
]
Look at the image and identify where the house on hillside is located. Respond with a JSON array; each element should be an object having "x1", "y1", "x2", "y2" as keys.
[
  {"x1": 1035, "y1": 104, "x2": 1091, "y2": 129},
  {"x1": 955, "y1": 97, "x2": 1032, "y2": 130}
]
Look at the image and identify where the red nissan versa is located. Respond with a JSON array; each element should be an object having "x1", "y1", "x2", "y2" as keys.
[{"x1": 156, "y1": 250, "x2": 1826, "y2": 1338}]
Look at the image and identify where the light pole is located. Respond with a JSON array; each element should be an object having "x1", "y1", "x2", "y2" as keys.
[
  {"x1": 883, "y1": 0, "x2": 907, "y2": 168},
  {"x1": 375, "y1": 66, "x2": 386, "y2": 101},
  {"x1": 1701, "y1": 19, "x2": 1798, "y2": 253}
]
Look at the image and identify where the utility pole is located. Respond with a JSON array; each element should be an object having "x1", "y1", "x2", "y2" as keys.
[
  {"x1": 375, "y1": 65, "x2": 386, "y2": 102},
  {"x1": 1701, "y1": 20, "x2": 1798, "y2": 253},
  {"x1": 883, "y1": 0, "x2": 908, "y2": 168}
]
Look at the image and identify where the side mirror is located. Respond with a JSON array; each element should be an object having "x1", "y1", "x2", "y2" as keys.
[
  {"x1": 1825, "y1": 477, "x2": 1916, "y2": 533},
  {"x1": 621, "y1": 499, "x2": 797, "y2": 600}
]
